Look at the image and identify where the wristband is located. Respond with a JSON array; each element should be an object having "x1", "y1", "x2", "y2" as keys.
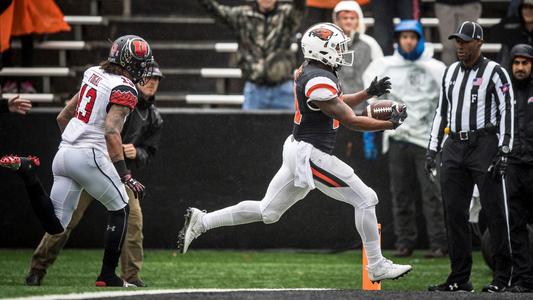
[{"x1": 113, "y1": 160, "x2": 129, "y2": 178}]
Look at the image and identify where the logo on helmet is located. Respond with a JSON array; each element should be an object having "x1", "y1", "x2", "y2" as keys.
[
  {"x1": 309, "y1": 28, "x2": 334, "y2": 41},
  {"x1": 131, "y1": 40, "x2": 149, "y2": 59},
  {"x1": 110, "y1": 43, "x2": 119, "y2": 58}
]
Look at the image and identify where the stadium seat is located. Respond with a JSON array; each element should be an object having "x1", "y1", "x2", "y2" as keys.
[
  {"x1": 64, "y1": 15, "x2": 108, "y2": 40},
  {"x1": 1, "y1": 93, "x2": 55, "y2": 103},
  {"x1": 0, "y1": 67, "x2": 74, "y2": 93},
  {"x1": 11, "y1": 41, "x2": 87, "y2": 66}
]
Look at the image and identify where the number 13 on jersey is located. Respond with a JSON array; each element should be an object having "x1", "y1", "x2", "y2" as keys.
[{"x1": 75, "y1": 83, "x2": 97, "y2": 123}]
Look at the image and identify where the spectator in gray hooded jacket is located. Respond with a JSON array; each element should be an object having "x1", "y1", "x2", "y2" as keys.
[{"x1": 333, "y1": 1, "x2": 383, "y2": 113}]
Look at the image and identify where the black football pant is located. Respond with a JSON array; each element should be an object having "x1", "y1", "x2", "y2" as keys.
[
  {"x1": 388, "y1": 140, "x2": 447, "y2": 251},
  {"x1": 440, "y1": 135, "x2": 512, "y2": 285},
  {"x1": 507, "y1": 163, "x2": 533, "y2": 287}
]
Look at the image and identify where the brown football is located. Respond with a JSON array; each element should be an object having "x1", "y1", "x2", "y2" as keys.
[{"x1": 361, "y1": 100, "x2": 395, "y2": 120}]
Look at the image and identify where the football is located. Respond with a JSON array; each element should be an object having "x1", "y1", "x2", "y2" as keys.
[{"x1": 361, "y1": 100, "x2": 397, "y2": 120}]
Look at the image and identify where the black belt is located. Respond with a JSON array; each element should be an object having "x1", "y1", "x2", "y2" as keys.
[{"x1": 449, "y1": 128, "x2": 496, "y2": 142}]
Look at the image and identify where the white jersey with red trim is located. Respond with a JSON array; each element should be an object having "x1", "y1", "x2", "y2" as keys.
[{"x1": 61, "y1": 66, "x2": 138, "y2": 153}]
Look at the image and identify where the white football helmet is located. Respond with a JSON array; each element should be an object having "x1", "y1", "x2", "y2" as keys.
[{"x1": 301, "y1": 22, "x2": 354, "y2": 68}]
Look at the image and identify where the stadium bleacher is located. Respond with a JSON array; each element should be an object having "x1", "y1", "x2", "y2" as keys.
[{"x1": 0, "y1": 0, "x2": 511, "y2": 107}]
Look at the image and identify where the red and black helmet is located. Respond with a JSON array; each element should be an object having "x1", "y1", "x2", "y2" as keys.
[{"x1": 108, "y1": 35, "x2": 153, "y2": 84}]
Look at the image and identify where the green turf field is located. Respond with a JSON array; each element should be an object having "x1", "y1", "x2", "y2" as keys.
[{"x1": 0, "y1": 249, "x2": 492, "y2": 298}]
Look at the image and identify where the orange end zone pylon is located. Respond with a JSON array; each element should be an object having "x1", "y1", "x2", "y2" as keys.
[{"x1": 362, "y1": 223, "x2": 381, "y2": 290}]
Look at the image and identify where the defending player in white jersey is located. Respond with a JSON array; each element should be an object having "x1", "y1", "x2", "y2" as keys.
[
  {"x1": 177, "y1": 23, "x2": 412, "y2": 283},
  {"x1": 0, "y1": 35, "x2": 152, "y2": 287}
]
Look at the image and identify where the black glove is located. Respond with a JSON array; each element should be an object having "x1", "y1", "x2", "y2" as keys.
[
  {"x1": 121, "y1": 173, "x2": 146, "y2": 200},
  {"x1": 488, "y1": 149, "x2": 509, "y2": 179},
  {"x1": 389, "y1": 103, "x2": 407, "y2": 129},
  {"x1": 366, "y1": 76, "x2": 391, "y2": 97},
  {"x1": 425, "y1": 150, "x2": 438, "y2": 182}
]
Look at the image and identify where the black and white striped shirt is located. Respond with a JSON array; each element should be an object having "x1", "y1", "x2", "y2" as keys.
[{"x1": 428, "y1": 56, "x2": 514, "y2": 152}]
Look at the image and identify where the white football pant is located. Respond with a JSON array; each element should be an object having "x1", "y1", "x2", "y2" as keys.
[
  {"x1": 202, "y1": 135, "x2": 383, "y2": 266},
  {"x1": 50, "y1": 146, "x2": 129, "y2": 228}
]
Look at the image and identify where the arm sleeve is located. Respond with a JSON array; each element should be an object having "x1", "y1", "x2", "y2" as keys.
[
  {"x1": 305, "y1": 76, "x2": 338, "y2": 101},
  {"x1": 134, "y1": 110, "x2": 163, "y2": 169},
  {"x1": 0, "y1": 98, "x2": 8, "y2": 114},
  {"x1": 428, "y1": 67, "x2": 450, "y2": 152},
  {"x1": 492, "y1": 66, "x2": 514, "y2": 150},
  {"x1": 109, "y1": 85, "x2": 138, "y2": 111},
  {"x1": 200, "y1": 0, "x2": 241, "y2": 29}
]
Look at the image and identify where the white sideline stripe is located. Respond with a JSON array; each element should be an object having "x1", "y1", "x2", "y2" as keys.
[{"x1": 7, "y1": 288, "x2": 337, "y2": 300}]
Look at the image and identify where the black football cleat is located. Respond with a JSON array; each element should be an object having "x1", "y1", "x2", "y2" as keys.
[
  {"x1": 24, "y1": 269, "x2": 45, "y2": 286},
  {"x1": 127, "y1": 278, "x2": 147, "y2": 287},
  {"x1": 481, "y1": 282, "x2": 507, "y2": 293},
  {"x1": 428, "y1": 281, "x2": 474, "y2": 292}
]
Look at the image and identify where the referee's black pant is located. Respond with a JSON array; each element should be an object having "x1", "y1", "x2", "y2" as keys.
[
  {"x1": 440, "y1": 134, "x2": 512, "y2": 285},
  {"x1": 507, "y1": 163, "x2": 533, "y2": 287}
]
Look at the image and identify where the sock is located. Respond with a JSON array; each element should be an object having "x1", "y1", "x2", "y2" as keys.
[
  {"x1": 23, "y1": 177, "x2": 64, "y2": 235},
  {"x1": 203, "y1": 200, "x2": 262, "y2": 231},
  {"x1": 100, "y1": 205, "x2": 129, "y2": 277},
  {"x1": 354, "y1": 206, "x2": 383, "y2": 268}
]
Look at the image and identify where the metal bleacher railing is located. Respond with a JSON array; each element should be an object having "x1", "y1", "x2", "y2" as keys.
[{"x1": 0, "y1": 0, "x2": 510, "y2": 106}]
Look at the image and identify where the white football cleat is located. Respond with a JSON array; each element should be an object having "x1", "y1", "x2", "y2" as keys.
[
  {"x1": 177, "y1": 207, "x2": 206, "y2": 254},
  {"x1": 367, "y1": 258, "x2": 412, "y2": 283}
]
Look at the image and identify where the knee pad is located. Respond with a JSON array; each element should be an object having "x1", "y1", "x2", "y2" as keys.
[
  {"x1": 362, "y1": 188, "x2": 379, "y2": 208},
  {"x1": 261, "y1": 210, "x2": 281, "y2": 224}
]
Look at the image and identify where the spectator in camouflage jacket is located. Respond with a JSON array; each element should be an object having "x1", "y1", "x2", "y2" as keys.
[{"x1": 200, "y1": 0, "x2": 305, "y2": 110}]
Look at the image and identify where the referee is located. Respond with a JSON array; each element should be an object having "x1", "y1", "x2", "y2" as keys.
[{"x1": 426, "y1": 21, "x2": 514, "y2": 292}]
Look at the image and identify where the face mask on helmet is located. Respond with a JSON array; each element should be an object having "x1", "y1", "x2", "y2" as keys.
[
  {"x1": 301, "y1": 23, "x2": 354, "y2": 68},
  {"x1": 335, "y1": 39, "x2": 354, "y2": 66}
]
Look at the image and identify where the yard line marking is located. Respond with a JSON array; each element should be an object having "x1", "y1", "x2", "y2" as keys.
[{"x1": 7, "y1": 288, "x2": 338, "y2": 300}]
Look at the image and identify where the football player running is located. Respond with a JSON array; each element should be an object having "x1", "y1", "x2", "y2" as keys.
[
  {"x1": 0, "y1": 35, "x2": 152, "y2": 287},
  {"x1": 177, "y1": 23, "x2": 411, "y2": 283}
]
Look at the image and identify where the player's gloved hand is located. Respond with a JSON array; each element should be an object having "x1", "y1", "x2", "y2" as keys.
[
  {"x1": 121, "y1": 173, "x2": 145, "y2": 200},
  {"x1": 389, "y1": 103, "x2": 407, "y2": 129},
  {"x1": 114, "y1": 159, "x2": 145, "y2": 199},
  {"x1": 425, "y1": 150, "x2": 438, "y2": 183},
  {"x1": 488, "y1": 149, "x2": 509, "y2": 179},
  {"x1": 366, "y1": 76, "x2": 391, "y2": 97}
]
